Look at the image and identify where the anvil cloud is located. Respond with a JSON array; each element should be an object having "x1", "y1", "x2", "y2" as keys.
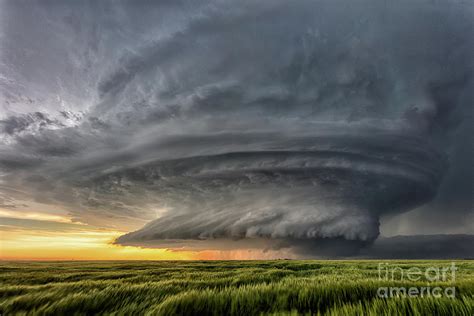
[{"x1": 1, "y1": 0, "x2": 472, "y2": 257}]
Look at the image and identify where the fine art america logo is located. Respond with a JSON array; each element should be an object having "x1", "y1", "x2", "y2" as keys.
[{"x1": 377, "y1": 262, "x2": 457, "y2": 299}]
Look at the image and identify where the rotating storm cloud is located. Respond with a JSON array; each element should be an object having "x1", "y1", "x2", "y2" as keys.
[{"x1": 0, "y1": 0, "x2": 472, "y2": 256}]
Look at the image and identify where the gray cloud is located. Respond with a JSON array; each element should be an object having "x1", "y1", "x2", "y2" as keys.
[
  {"x1": 356, "y1": 235, "x2": 474, "y2": 259},
  {"x1": 0, "y1": 0, "x2": 472, "y2": 256}
]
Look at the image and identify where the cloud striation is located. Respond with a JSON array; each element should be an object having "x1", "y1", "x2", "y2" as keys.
[{"x1": 0, "y1": 0, "x2": 472, "y2": 256}]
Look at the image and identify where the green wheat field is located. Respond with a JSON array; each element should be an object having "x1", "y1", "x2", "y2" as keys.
[{"x1": 0, "y1": 260, "x2": 473, "y2": 315}]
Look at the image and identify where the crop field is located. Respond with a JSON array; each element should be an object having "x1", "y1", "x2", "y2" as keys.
[{"x1": 0, "y1": 260, "x2": 473, "y2": 315}]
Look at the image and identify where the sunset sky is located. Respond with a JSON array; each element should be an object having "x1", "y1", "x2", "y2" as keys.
[
  {"x1": 0, "y1": 207, "x2": 299, "y2": 260},
  {"x1": 0, "y1": 208, "x2": 195, "y2": 260},
  {"x1": 1, "y1": 0, "x2": 473, "y2": 260}
]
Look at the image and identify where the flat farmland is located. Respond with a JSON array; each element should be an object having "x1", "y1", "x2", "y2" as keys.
[{"x1": 0, "y1": 260, "x2": 473, "y2": 315}]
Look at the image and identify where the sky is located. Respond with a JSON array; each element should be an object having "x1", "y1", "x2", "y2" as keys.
[{"x1": 0, "y1": 0, "x2": 473, "y2": 260}]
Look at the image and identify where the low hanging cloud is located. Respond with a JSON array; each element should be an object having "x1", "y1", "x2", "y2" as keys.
[{"x1": 0, "y1": 0, "x2": 472, "y2": 256}]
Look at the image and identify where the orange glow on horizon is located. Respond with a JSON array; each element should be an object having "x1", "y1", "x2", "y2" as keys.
[
  {"x1": 0, "y1": 228, "x2": 296, "y2": 260},
  {"x1": 0, "y1": 213, "x2": 296, "y2": 260},
  {"x1": 0, "y1": 227, "x2": 294, "y2": 261},
  {"x1": 0, "y1": 227, "x2": 206, "y2": 260}
]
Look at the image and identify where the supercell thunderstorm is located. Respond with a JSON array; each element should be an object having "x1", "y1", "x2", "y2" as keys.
[{"x1": 0, "y1": 0, "x2": 472, "y2": 255}]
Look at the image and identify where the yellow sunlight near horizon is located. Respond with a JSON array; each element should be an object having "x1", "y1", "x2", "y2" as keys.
[
  {"x1": 0, "y1": 228, "x2": 206, "y2": 260},
  {"x1": 0, "y1": 207, "x2": 294, "y2": 260}
]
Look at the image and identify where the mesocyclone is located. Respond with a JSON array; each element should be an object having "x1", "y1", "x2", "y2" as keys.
[
  {"x1": 114, "y1": 124, "x2": 446, "y2": 251},
  {"x1": 0, "y1": 0, "x2": 471, "y2": 255}
]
